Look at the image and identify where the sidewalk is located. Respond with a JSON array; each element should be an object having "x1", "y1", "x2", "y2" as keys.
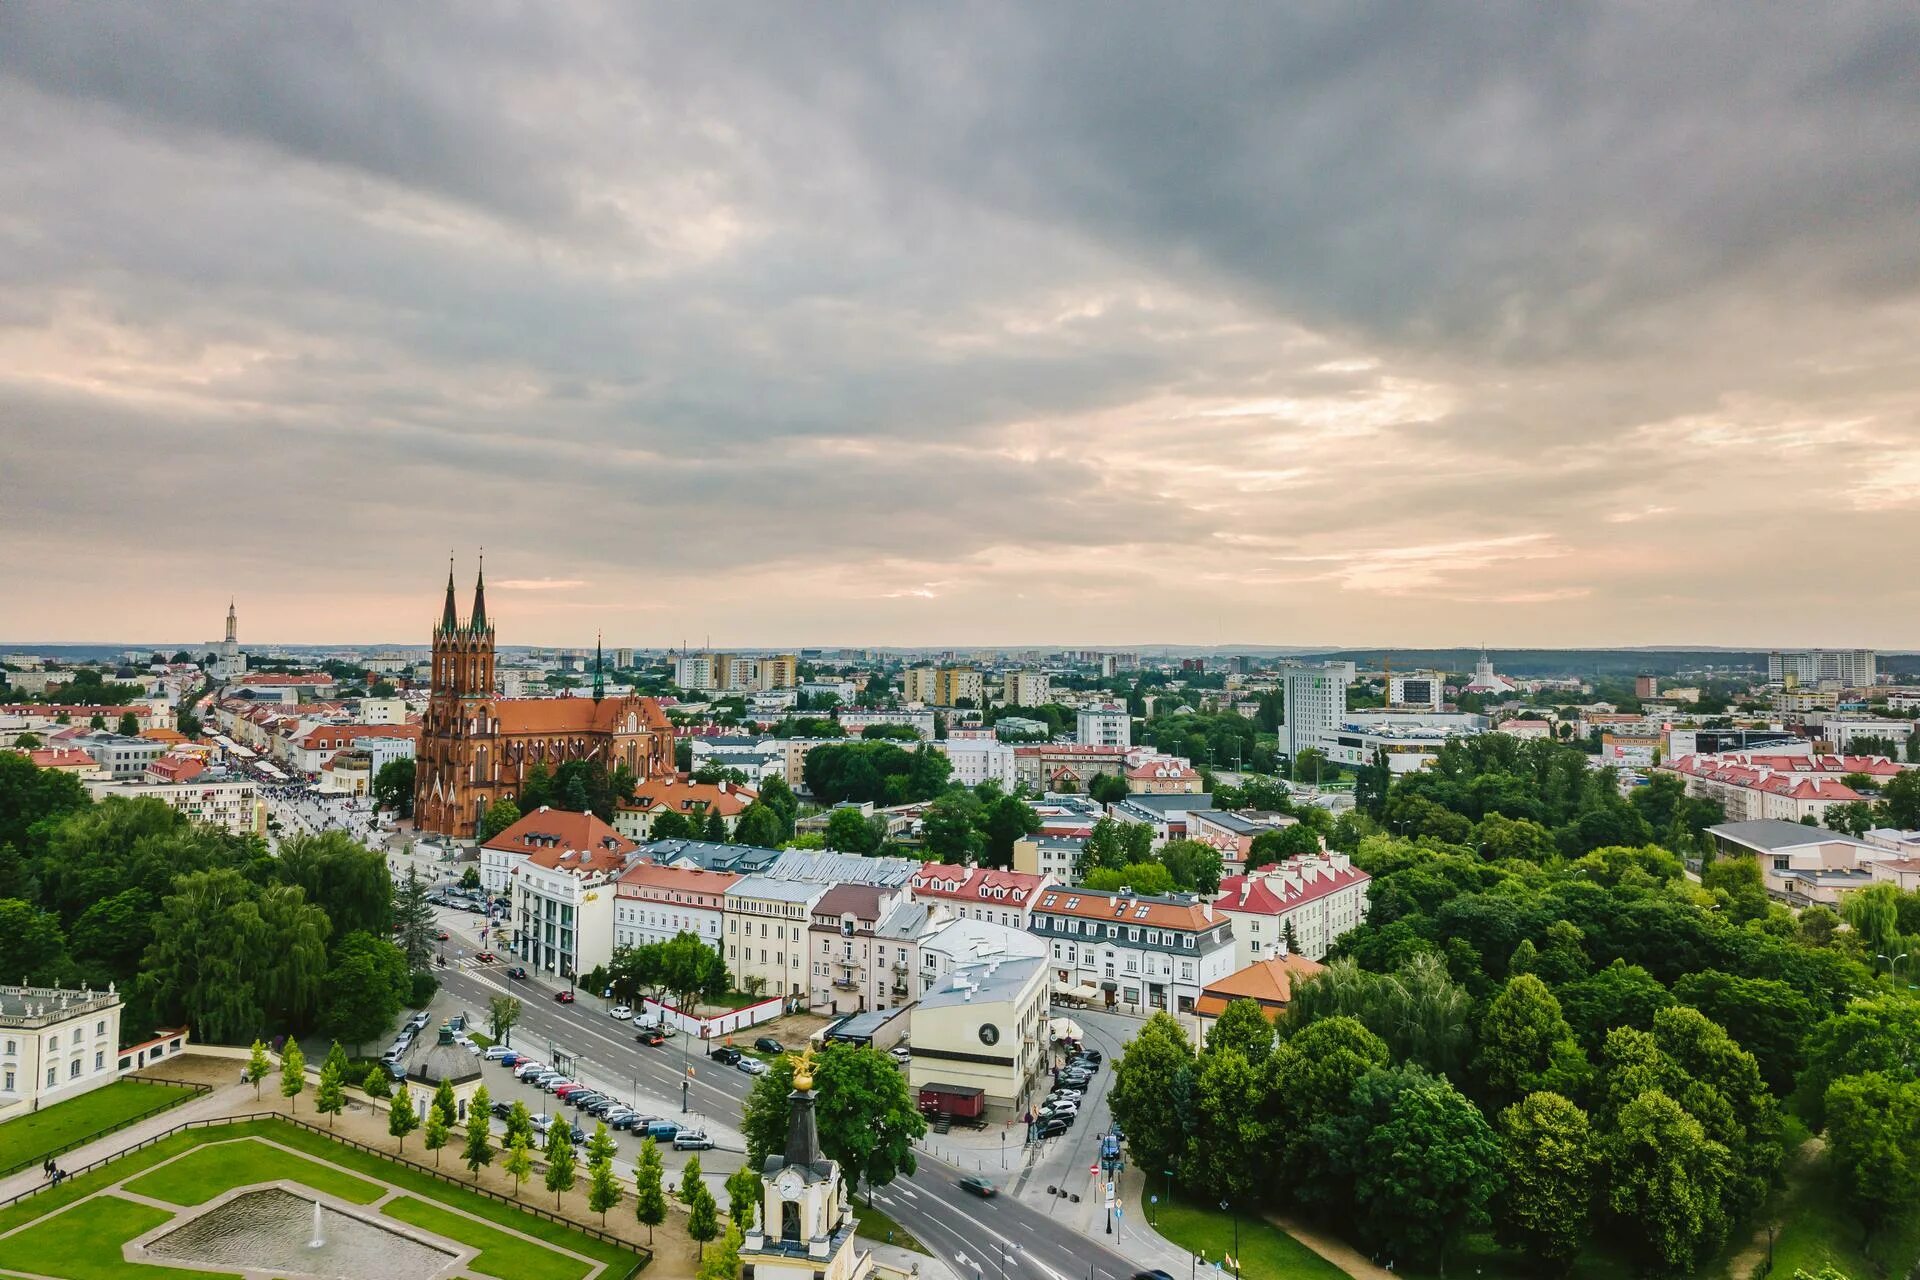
[{"x1": 0, "y1": 1077, "x2": 256, "y2": 1203}]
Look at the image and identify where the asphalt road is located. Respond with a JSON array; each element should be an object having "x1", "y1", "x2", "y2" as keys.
[{"x1": 427, "y1": 909, "x2": 1150, "y2": 1280}]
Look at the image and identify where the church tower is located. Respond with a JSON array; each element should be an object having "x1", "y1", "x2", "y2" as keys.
[
  {"x1": 417, "y1": 559, "x2": 498, "y2": 835},
  {"x1": 741, "y1": 1050, "x2": 873, "y2": 1280}
]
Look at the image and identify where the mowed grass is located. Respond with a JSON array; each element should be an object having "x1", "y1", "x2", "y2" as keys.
[
  {"x1": 0, "y1": 1081, "x2": 194, "y2": 1172},
  {"x1": 0, "y1": 1119, "x2": 642, "y2": 1280},
  {"x1": 0, "y1": 1194, "x2": 233, "y2": 1280},
  {"x1": 1154, "y1": 1199, "x2": 1350, "y2": 1279},
  {"x1": 851, "y1": 1199, "x2": 925, "y2": 1255},
  {"x1": 383, "y1": 1195, "x2": 594, "y2": 1280},
  {"x1": 124, "y1": 1138, "x2": 384, "y2": 1206},
  {"x1": 1717, "y1": 1142, "x2": 1920, "y2": 1280}
]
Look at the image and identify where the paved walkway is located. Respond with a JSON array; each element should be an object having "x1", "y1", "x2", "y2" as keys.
[{"x1": 0, "y1": 1077, "x2": 257, "y2": 1204}]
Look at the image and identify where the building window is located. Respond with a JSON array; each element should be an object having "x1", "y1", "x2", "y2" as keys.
[
  {"x1": 2, "y1": 1071, "x2": 10, "y2": 1090},
  {"x1": 69, "y1": 1060, "x2": 81, "y2": 1079},
  {"x1": 94, "y1": 1051, "x2": 104, "y2": 1071},
  {"x1": 96, "y1": 1021, "x2": 105, "y2": 1037},
  {"x1": 45, "y1": 1067, "x2": 55, "y2": 1088}
]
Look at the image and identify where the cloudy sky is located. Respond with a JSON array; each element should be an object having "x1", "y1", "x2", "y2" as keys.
[{"x1": 3, "y1": 5, "x2": 1917, "y2": 649}]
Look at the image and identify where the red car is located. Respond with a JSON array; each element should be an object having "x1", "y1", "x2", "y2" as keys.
[
  {"x1": 506, "y1": 966, "x2": 528, "y2": 980},
  {"x1": 435, "y1": 930, "x2": 450, "y2": 941},
  {"x1": 474, "y1": 951, "x2": 497, "y2": 963},
  {"x1": 554, "y1": 990, "x2": 575, "y2": 1004},
  {"x1": 637, "y1": 1031, "x2": 665, "y2": 1047}
]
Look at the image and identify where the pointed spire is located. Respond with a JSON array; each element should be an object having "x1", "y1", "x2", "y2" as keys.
[
  {"x1": 440, "y1": 555, "x2": 459, "y2": 633},
  {"x1": 470, "y1": 550, "x2": 488, "y2": 633},
  {"x1": 593, "y1": 631, "x2": 605, "y2": 703}
]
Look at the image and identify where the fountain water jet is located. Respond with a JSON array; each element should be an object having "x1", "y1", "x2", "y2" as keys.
[{"x1": 309, "y1": 1197, "x2": 325, "y2": 1249}]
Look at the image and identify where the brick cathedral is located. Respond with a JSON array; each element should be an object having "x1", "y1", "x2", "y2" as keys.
[{"x1": 413, "y1": 562, "x2": 673, "y2": 839}]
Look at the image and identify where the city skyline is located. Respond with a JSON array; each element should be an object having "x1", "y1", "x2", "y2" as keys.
[{"x1": 4, "y1": 7, "x2": 1918, "y2": 647}]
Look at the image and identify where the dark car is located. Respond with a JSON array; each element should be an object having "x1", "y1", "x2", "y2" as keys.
[
  {"x1": 1080, "y1": 1049, "x2": 1103, "y2": 1065},
  {"x1": 506, "y1": 966, "x2": 528, "y2": 980},
  {"x1": 708, "y1": 1046, "x2": 742, "y2": 1065},
  {"x1": 1131, "y1": 1271, "x2": 1175, "y2": 1280},
  {"x1": 491, "y1": 1100, "x2": 514, "y2": 1120},
  {"x1": 1038, "y1": 1116, "x2": 1070, "y2": 1139},
  {"x1": 958, "y1": 1175, "x2": 997, "y2": 1198},
  {"x1": 569, "y1": 1092, "x2": 604, "y2": 1110},
  {"x1": 754, "y1": 1036, "x2": 784, "y2": 1054},
  {"x1": 554, "y1": 990, "x2": 575, "y2": 1004},
  {"x1": 637, "y1": 1030, "x2": 665, "y2": 1047}
]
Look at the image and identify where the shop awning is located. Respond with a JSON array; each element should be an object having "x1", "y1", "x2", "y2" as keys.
[
  {"x1": 1051, "y1": 982, "x2": 1100, "y2": 1002},
  {"x1": 1048, "y1": 1017, "x2": 1086, "y2": 1043}
]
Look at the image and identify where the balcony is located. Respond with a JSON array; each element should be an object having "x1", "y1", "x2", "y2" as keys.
[
  {"x1": 832, "y1": 978, "x2": 858, "y2": 991},
  {"x1": 892, "y1": 959, "x2": 909, "y2": 972}
]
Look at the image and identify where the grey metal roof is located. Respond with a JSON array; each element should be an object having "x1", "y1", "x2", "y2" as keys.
[
  {"x1": 767, "y1": 850, "x2": 918, "y2": 887},
  {"x1": 1707, "y1": 819, "x2": 1876, "y2": 853},
  {"x1": 727, "y1": 876, "x2": 832, "y2": 904},
  {"x1": 917, "y1": 956, "x2": 1047, "y2": 1009},
  {"x1": 642, "y1": 837, "x2": 782, "y2": 873}
]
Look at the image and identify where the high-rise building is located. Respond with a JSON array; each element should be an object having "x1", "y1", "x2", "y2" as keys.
[
  {"x1": 1003, "y1": 671, "x2": 1050, "y2": 706},
  {"x1": 1634, "y1": 674, "x2": 1659, "y2": 699},
  {"x1": 675, "y1": 654, "x2": 716, "y2": 690},
  {"x1": 713, "y1": 653, "x2": 759, "y2": 690},
  {"x1": 1388, "y1": 671, "x2": 1445, "y2": 712},
  {"x1": 613, "y1": 647, "x2": 634, "y2": 669},
  {"x1": 900, "y1": 666, "x2": 938, "y2": 703},
  {"x1": 1076, "y1": 703, "x2": 1131, "y2": 749},
  {"x1": 934, "y1": 667, "x2": 984, "y2": 708},
  {"x1": 1768, "y1": 649, "x2": 1876, "y2": 688},
  {"x1": 759, "y1": 654, "x2": 798, "y2": 689},
  {"x1": 1280, "y1": 662, "x2": 1355, "y2": 762}
]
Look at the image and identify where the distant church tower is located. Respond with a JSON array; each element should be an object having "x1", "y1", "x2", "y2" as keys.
[
  {"x1": 741, "y1": 1050, "x2": 873, "y2": 1280},
  {"x1": 415, "y1": 560, "x2": 498, "y2": 835},
  {"x1": 211, "y1": 598, "x2": 247, "y2": 678},
  {"x1": 225, "y1": 600, "x2": 237, "y2": 646}
]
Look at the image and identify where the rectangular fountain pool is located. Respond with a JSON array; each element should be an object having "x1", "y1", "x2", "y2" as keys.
[{"x1": 142, "y1": 1187, "x2": 458, "y2": 1279}]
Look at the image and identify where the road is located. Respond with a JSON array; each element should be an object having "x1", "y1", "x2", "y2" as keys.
[{"x1": 427, "y1": 908, "x2": 1153, "y2": 1280}]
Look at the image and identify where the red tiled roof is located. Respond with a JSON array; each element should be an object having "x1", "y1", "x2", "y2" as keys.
[
  {"x1": 1035, "y1": 887, "x2": 1219, "y2": 931},
  {"x1": 1216, "y1": 857, "x2": 1371, "y2": 915},
  {"x1": 485, "y1": 807, "x2": 636, "y2": 868},
  {"x1": 615, "y1": 863, "x2": 740, "y2": 898},
  {"x1": 910, "y1": 864, "x2": 1050, "y2": 905},
  {"x1": 493, "y1": 695, "x2": 671, "y2": 736},
  {"x1": 1196, "y1": 954, "x2": 1327, "y2": 1018},
  {"x1": 620, "y1": 774, "x2": 755, "y2": 818}
]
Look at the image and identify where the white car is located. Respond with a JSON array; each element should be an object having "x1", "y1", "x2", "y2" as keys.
[
  {"x1": 609, "y1": 1005, "x2": 633, "y2": 1020},
  {"x1": 482, "y1": 1046, "x2": 510, "y2": 1061}
]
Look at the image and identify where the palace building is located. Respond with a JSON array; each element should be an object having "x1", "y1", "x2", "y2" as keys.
[{"x1": 413, "y1": 562, "x2": 673, "y2": 839}]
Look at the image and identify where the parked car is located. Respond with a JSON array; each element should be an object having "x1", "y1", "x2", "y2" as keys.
[
  {"x1": 586, "y1": 1097, "x2": 620, "y2": 1117},
  {"x1": 407, "y1": 1012, "x2": 431, "y2": 1030},
  {"x1": 643, "y1": 1120, "x2": 681, "y2": 1140},
  {"x1": 609, "y1": 1005, "x2": 633, "y2": 1020},
  {"x1": 636, "y1": 1031, "x2": 666, "y2": 1047},
  {"x1": 736, "y1": 1057, "x2": 768, "y2": 1076},
  {"x1": 673, "y1": 1129, "x2": 715, "y2": 1151},
  {"x1": 1131, "y1": 1271, "x2": 1175, "y2": 1280},
  {"x1": 551, "y1": 1081, "x2": 584, "y2": 1097},
  {"x1": 754, "y1": 1037, "x2": 784, "y2": 1054},
  {"x1": 958, "y1": 1175, "x2": 997, "y2": 1198},
  {"x1": 708, "y1": 1046, "x2": 742, "y2": 1065},
  {"x1": 553, "y1": 990, "x2": 575, "y2": 1004},
  {"x1": 506, "y1": 966, "x2": 528, "y2": 980},
  {"x1": 1038, "y1": 1116, "x2": 1070, "y2": 1138},
  {"x1": 383, "y1": 1059, "x2": 407, "y2": 1080},
  {"x1": 568, "y1": 1092, "x2": 604, "y2": 1110},
  {"x1": 514, "y1": 1062, "x2": 549, "y2": 1079},
  {"x1": 606, "y1": 1110, "x2": 642, "y2": 1130},
  {"x1": 890, "y1": 1046, "x2": 911, "y2": 1063},
  {"x1": 482, "y1": 1046, "x2": 511, "y2": 1061}
]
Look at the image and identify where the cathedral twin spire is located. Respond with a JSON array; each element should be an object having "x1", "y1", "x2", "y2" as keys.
[{"x1": 437, "y1": 555, "x2": 492, "y2": 636}]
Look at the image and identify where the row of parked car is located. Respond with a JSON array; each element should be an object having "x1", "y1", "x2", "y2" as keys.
[
  {"x1": 480, "y1": 1046, "x2": 713, "y2": 1150},
  {"x1": 378, "y1": 1011, "x2": 476, "y2": 1079},
  {"x1": 1034, "y1": 1048, "x2": 1102, "y2": 1138}
]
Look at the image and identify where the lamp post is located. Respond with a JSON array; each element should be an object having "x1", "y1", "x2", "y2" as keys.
[{"x1": 1220, "y1": 1199, "x2": 1238, "y2": 1277}]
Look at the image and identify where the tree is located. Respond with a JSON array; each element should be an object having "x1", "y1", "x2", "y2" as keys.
[
  {"x1": 1205, "y1": 998, "x2": 1275, "y2": 1065},
  {"x1": 586, "y1": 1120, "x2": 618, "y2": 1168},
  {"x1": 1348, "y1": 1068, "x2": 1503, "y2": 1272},
  {"x1": 724, "y1": 1163, "x2": 760, "y2": 1231},
  {"x1": 1354, "y1": 746, "x2": 1392, "y2": 819},
  {"x1": 424, "y1": 1108, "x2": 450, "y2": 1165},
  {"x1": 1079, "y1": 817, "x2": 1151, "y2": 876},
  {"x1": 1880, "y1": 768, "x2": 1920, "y2": 828},
  {"x1": 315, "y1": 1057, "x2": 346, "y2": 1128},
  {"x1": 504, "y1": 1134, "x2": 533, "y2": 1199},
  {"x1": 1823, "y1": 1072, "x2": 1920, "y2": 1238},
  {"x1": 1183, "y1": 1046, "x2": 1266, "y2": 1203},
  {"x1": 1107, "y1": 1012, "x2": 1198, "y2": 1179},
  {"x1": 393, "y1": 866, "x2": 437, "y2": 971},
  {"x1": 698, "y1": 1224, "x2": 744, "y2": 1280},
  {"x1": 1495, "y1": 1092, "x2": 1594, "y2": 1270},
  {"x1": 740, "y1": 1046, "x2": 927, "y2": 1199},
  {"x1": 824, "y1": 807, "x2": 881, "y2": 855},
  {"x1": 504, "y1": 1099, "x2": 535, "y2": 1151},
  {"x1": 1088, "y1": 773, "x2": 1130, "y2": 805},
  {"x1": 431, "y1": 1077, "x2": 458, "y2": 1128},
  {"x1": 1083, "y1": 862, "x2": 1175, "y2": 895},
  {"x1": 1556, "y1": 959, "x2": 1674, "y2": 1053},
  {"x1": 141, "y1": 868, "x2": 328, "y2": 1044},
  {"x1": 686, "y1": 1176, "x2": 720, "y2": 1256},
  {"x1": 633, "y1": 1136, "x2": 668, "y2": 1243},
  {"x1": 1842, "y1": 883, "x2": 1902, "y2": 961},
  {"x1": 1160, "y1": 839, "x2": 1225, "y2": 894},
  {"x1": 919, "y1": 794, "x2": 983, "y2": 861},
  {"x1": 373, "y1": 758, "x2": 416, "y2": 817},
  {"x1": 1673, "y1": 970, "x2": 1816, "y2": 1095},
  {"x1": 279, "y1": 1040, "x2": 306, "y2": 1112},
  {"x1": 1248, "y1": 825, "x2": 1321, "y2": 862},
  {"x1": 463, "y1": 1085, "x2": 494, "y2": 1177},
  {"x1": 488, "y1": 994, "x2": 523, "y2": 1047},
  {"x1": 320, "y1": 933, "x2": 410, "y2": 1052},
  {"x1": 389, "y1": 1081, "x2": 420, "y2": 1151},
  {"x1": 361, "y1": 1064, "x2": 391, "y2": 1099},
  {"x1": 588, "y1": 1151, "x2": 623, "y2": 1225},
  {"x1": 116, "y1": 710, "x2": 139, "y2": 736},
  {"x1": 650, "y1": 811, "x2": 696, "y2": 841},
  {"x1": 483, "y1": 794, "x2": 529, "y2": 844},
  {"x1": 1826, "y1": 801, "x2": 1877, "y2": 838},
  {"x1": 544, "y1": 1122, "x2": 578, "y2": 1207},
  {"x1": 246, "y1": 1039, "x2": 272, "y2": 1099},
  {"x1": 1472, "y1": 975, "x2": 1586, "y2": 1110},
  {"x1": 702, "y1": 808, "x2": 727, "y2": 843},
  {"x1": 1604, "y1": 1089, "x2": 1733, "y2": 1275},
  {"x1": 980, "y1": 795, "x2": 1041, "y2": 868},
  {"x1": 734, "y1": 803, "x2": 784, "y2": 849}
]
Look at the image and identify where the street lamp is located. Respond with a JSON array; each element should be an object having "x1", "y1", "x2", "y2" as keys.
[{"x1": 1220, "y1": 1199, "x2": 1238, "y2": 1277}]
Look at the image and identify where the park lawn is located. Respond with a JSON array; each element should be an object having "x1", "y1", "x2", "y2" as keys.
[
  {"x1": 1154, "y1": 1199, "x2": 1350, "y2": 1280},
  {"x1": 1714, "y1": 1140, "x2": 1920, "y2": 1280},
  {"x1": 0, "y1": 1193, "x2": 233, "y2": 1280},
  {"x1": 124, "y1": 1137, "x2": 384, "y2": 1206},
  {"x1": 259, "y1": 1122, "x2": 640, "y2": 1273},
  {"x1": 852, "y1": 1199, "x2": 925, "y2": 1255},
  {"x1": 383, "y1": 1194, "x2": 594, "y2": 1280},
  {"x1": 0, "y1": 1081, "x2": 193, "y2": 1173}
]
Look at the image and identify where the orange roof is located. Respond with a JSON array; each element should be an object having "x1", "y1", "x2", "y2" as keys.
[
  {"x1": 1035, "y1": 886, "x2": 1220, "y2": 931},
  {"x1": 27, "y1": 747, "x2": 98, "y2": 771},
  {"x1": 615, "y1": 863, "x2": 741, "y2": 898},
  {"x1": 140, "y1": 727, "x2": 189, "y2": 744},
  {"x1": 485, "y1": 807, "x2": 636, "y2": 867},
  {"x1": 1194, "y1": 954, "x2": 1326, "y2": 1020},
  {"x1": 146, "y1": 756, "x2": 206, "y2": 784},
  {"x1": 493, "y1": 694, "x2": 670, "y2": 737},
  {"x1": 621, "y1": 774, "x2": 756, "y2": 818}
]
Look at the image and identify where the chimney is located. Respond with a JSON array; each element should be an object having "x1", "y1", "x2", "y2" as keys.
[{"x1": 1202, "y1": 899, "x2": 1213, "y2": 922}]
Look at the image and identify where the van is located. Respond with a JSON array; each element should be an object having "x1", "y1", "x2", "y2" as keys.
[{"x1": 644, "y1": 1120, "x2": 681, "y2": 1141}]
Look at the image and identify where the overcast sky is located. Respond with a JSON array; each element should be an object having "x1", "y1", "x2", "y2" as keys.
[{"x1": 3, "y1": 5, "x2": 1917, "y2": 649}]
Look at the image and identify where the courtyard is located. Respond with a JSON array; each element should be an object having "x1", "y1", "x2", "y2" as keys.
[{"x1": 0, "y1": 1119, "x2": 646, "y2": 1280}]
